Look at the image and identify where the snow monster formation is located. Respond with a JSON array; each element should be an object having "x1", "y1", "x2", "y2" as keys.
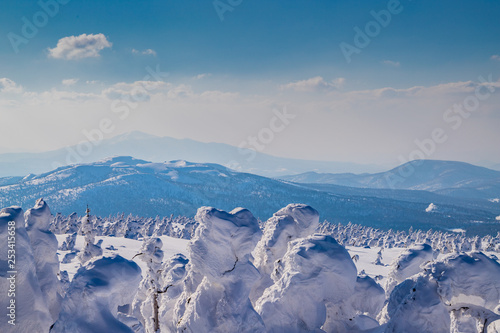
[
  {"x1": 159, "y1": 204, "x2": 385, "y2": 333},
  {"x1": 25, "y1": 198, "x2": 64, "y2": 321},
  {"x1": 0, "y1": 206, "x2": 53, "y2": 332},
  {"x1": 51, "y1": 255, "x2": 142, "y2": 333},
  {"x1": 168, "y1": 206, "x2": 265, "y2": 332},
  {"x1": 251, "y1": 204, "x2": 321, "y2": 301},
  {"x1": 380, "y1": 251, "x2": 500, "y2": 332}
]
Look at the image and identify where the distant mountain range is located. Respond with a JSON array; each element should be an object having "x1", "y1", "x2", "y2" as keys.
[
  {"x1": 0, "y1": 131, "x2": 380, "y2": 178},
  {"x1": 280, "y1": 160, "x2": 500, "y2": 201},
  {"x1": 0, "y1": 156, "x2": 498, "y2": 236}
]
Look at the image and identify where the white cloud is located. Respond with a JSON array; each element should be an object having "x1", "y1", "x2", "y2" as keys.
[
  {"x1": 193, "y1": 73, "x2": 211, "y2": 80},
  {"x1": 48, "y1": 33, "x2": 112, "y2": 60},
  {"x1": 62, "y1": 78, "x2": 79, "y2": 86},
  {"x1": 352, "y1": 79, "x2": 500, "y2": 99},
  {"x1": 103, "y1": 81, "x2": 171, "y2": 102},
  {"x1": 280, "y1": 76, "x2": 345, "y2": 92},
  {"x1": 382, "y1": 60, "x2": 400, "y2": 67},
  {"x1": 491, "y1": 55, "x2": 500, "y2": 61},
  {"x1": 0, "y1": 78, "x2": 23, "y2": 94},
  {"x1": 496, "y1": 215, "x2": 500, "y2": 221},
  {"x1": 132, "y1": 48, "x2": 157, "y2": 56},
  {"x1": 199, "y1": 90, "x2": 239, "y2": 102}
]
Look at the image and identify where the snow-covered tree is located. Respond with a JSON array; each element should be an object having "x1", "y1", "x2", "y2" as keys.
[
  {"x1": 132, "y1": 237, "x2": 164, "y2": 332},
  {"x1": 78, "y1": 206, "x2": 103, "y2": 265}
]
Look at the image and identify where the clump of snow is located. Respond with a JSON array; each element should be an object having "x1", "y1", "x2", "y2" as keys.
[
  {"x1": 0, "y1": 206, "x2": 52, "y2": 332},
  {"x1": 425, "y1": 203, "x2": 437, "y2": 213},
  {"x1": 25, "y1": 198, "x2": 63, "y2": 321},
  {"x1": 450, "y1": 228, "x2": 466, "y2": 233},
  {"x1": 51, "y1": 255, "x2": 142, "y2": 333}
]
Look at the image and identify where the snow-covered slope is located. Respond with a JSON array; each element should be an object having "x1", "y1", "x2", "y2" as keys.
[
  {"x1": 280, "y1": 160, "x2": 500, "y2": 200},
  {"x1": 1, "y1": 157, "x2": 499, "y2": 235},
  {"x1": 0, "y1": 131, "x2": 378, "y2": 178}
]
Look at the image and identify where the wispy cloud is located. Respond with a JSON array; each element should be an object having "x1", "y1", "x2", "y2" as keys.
[
  {"x1": 132, "y1": 48, "x2": 157, "y2": 56},
  {"x1": 48, "y1": 33, "x2": 112, "y2": 60},
  {"x1": 193, "y1": 73, "x2": 211, "y2": 80},
  {"x1": 382, "y1": 60, "x2": 401, "y2": 67},
  {"x1": 62, "y1": 78, "x2": 79, "y2": 86},
  {"x1": 491, "y1": 55, "x2": 500, "y2": 61},
  {"x1": 0, "y1": 78, "x2": 23, "y2": 94},
  {"x1": 280, "y1": 76, "x2": 345, "y2": 92}
]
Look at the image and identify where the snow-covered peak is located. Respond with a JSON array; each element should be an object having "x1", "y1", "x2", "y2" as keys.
[{"x1": 96, "y1": 155, "x2": 150, "y2": 166}]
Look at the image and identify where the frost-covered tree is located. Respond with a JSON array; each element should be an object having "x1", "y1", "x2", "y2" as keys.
[
  {"x1": 132, "y1": 237, "x2": 164, "y2": 333},
  {"x1": 78, "y1": 206, "x2": 103, "y2": 265},
  {"x1": 373, "y1": 247, "x2": 384, "y2": 266}
]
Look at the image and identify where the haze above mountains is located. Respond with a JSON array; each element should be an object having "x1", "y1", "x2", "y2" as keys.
[{"x1": 0, "y1": 131, "x2": 382, "y2": 178}]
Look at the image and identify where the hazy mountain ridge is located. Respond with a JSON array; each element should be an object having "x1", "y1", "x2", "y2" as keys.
[
  {"x1": 0, "y1": 156, "x2": 498, "y2": 235},
  {"x1": 280, "y1": 160, "x2": 500, "y2": 201}
]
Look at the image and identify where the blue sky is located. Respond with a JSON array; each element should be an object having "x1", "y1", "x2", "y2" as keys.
[{"x1": 0, "y1": 0, "x2": 499, "y2": 168}]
